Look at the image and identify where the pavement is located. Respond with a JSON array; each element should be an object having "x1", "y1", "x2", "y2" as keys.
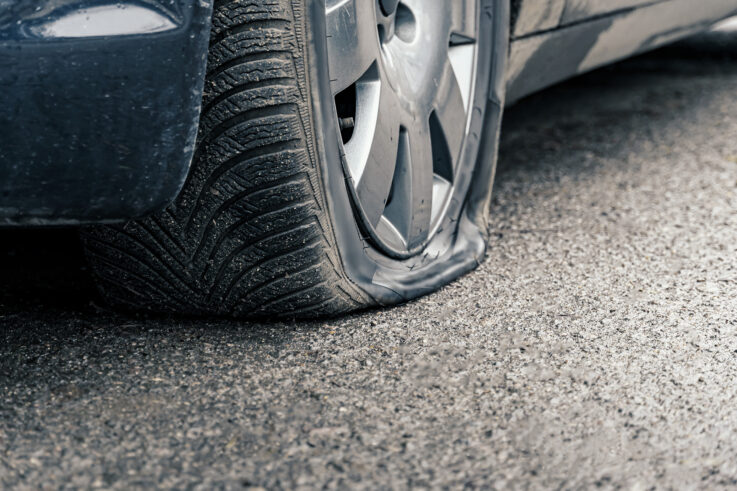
[{"x1": 4, "y1": 29, "x2": 737, "y2": 489}]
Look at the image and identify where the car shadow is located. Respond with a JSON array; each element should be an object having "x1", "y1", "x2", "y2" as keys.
[{"x1": 0, "y1": 228, "x2": 307, "y2": 366}]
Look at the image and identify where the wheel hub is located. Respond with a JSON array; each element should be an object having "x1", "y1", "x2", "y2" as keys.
[{"x1": 325, "y1": 0, "x2": 479, "y2": 257}]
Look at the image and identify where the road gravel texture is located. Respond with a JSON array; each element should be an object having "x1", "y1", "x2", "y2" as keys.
[{"x1": 3, "y1": 29, "x2": 737, "y2": 489}]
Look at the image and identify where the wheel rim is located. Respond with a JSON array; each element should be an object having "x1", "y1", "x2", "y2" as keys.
[{"x1": 325, "y1": 0, "x2": 479, "y2": 258}]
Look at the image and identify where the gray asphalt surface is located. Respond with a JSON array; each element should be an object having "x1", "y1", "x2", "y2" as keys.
[{"x1": 3, "y1": 30, "x2": 737, "y2": 489}]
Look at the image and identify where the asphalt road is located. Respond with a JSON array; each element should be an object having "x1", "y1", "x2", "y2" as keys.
[{"x1": 4, "y1": 29, "x2": 737, "y2": 489}]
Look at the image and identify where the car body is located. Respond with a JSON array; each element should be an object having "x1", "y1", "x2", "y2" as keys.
[
  {"x1": 505, "y1": 0, "x2": 737, "y2": 103},
  {"x1": 1, "y1": 0, "x2": 735, "y2": 226},
  {"x1": 0, "y1": 0, "x2": 212, "y2": 224}
]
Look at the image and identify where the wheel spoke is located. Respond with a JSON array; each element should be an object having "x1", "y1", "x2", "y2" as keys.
[
  {"x1": 448, "y1": 43, "x2": 475, "y2": 110},
  {"x1": 343, "y1": 67, "x2": 381, "y2": 184},
  {"x1": 326, "y1": 0, "x2": 381, "y2": 94},
  {"x1": 354, "y1": 81, "x2": 401, "y2": 227},
  {"x1": 431, "y1": 175, "x2": 452, "y2": 223},
  {"x1": 433, "y1": 62, "x2": 467, "y2": 173},
  {"x1": 406, "y1": 121, "x2": 434, "y2": 249},
  {"x1": 376, "y1": 216, "x2": 407, "y2": 251}
]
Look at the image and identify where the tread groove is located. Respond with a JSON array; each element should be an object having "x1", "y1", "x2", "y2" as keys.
[
  {"x1": 255, "y1": 280, "x2": 330, "y2": 313},
  {"x1": 184, "y1": 140, "x2": 304, "y2": 233},
  {"x1": 198, "y1": 102, "x2": 297, "y2": 150},
  {"x1": 202, "y1": 77, "x2": 297, "y2": 115},
  {"x1": 205, "y1": 217, "x2": 319, "y2": 300},
  {"x1": 206, "y1": 50, "x2": 292, "y2": 78},
  {"x1": 84, "y1": 236, "x2": 190, "y2": 301},
  {"x1": 85, "y1": 250, "x2": 188, "y2": 309},
  {"x1": 210, "y1": 19, "x2": 292, "y2": 48},
  {"x1": 221, "y1": 236, "x2": 323, "y2": 306},
  {"x1": 194, "y1": 196, "x2": 313, "y2": 269}
]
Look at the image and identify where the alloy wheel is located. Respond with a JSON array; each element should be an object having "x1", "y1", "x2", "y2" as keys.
[{"x1": 325, "y1": 0, "x2": 479, "y2": 258}]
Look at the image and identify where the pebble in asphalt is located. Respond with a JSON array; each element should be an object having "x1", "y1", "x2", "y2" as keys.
[{"x1": 3, "y1": 29, "x2": 737, "y2": 490}]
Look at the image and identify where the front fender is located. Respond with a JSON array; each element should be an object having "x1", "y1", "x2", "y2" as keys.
[{"x1": 0, "y1": 0, "x2": 213, "y2": 225}]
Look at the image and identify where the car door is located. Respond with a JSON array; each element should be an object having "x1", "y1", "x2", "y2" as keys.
[
  {"x1": 513, "y1": 0, "x2": 566, "y2": 37},
  {"x1": 506, "y1": 0, "x2": 737, "y2": 103},
  {"x1": 562, "y1": 0, "x2": 658, "y2": 24},
  {"x1": 512, "y1": 0, "x2": 656, "y2": 38}
]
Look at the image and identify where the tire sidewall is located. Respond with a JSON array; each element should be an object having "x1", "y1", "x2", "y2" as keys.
[{"x1": 307, "y1": 0, "x2": 510, "y2": 305}]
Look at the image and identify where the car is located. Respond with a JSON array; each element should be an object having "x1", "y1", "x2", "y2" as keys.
[{"x1": 1, "y1": 0, "x2": 736, "y2": 319}]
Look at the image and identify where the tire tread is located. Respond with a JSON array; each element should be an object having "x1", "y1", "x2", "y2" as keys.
[{"x1": 83, "y1": 0, "x2": 370, "y2": 318}]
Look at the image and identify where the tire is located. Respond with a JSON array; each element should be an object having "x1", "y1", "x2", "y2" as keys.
[{"x1": 82, "y1": 0, "x2": 509, "y2": 319}]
